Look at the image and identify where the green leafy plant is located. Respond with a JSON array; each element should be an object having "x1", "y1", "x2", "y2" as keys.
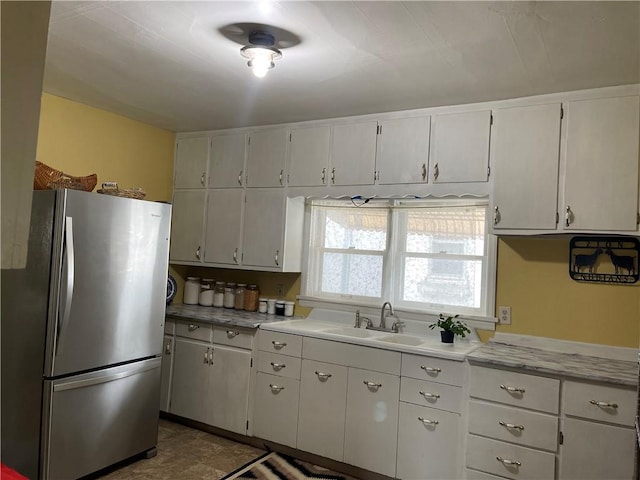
[{"x1": 428, "y1": 313, "x2": 470, "y2": 338}]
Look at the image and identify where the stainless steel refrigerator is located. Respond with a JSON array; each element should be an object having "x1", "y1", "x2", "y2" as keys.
[{"x1": 1, "y1": 189, "x2": 171, "y2": 479}]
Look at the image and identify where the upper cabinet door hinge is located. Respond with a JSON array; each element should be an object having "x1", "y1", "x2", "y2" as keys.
[{"x1": 560, "y1": 105, "x2": 564, "y2": 119}]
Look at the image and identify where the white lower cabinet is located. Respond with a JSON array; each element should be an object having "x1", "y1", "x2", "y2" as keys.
[
  {"x1": 297, "y1": 359, "x2": 348, "y2": 462},
  {"x1": 252, "y1": 372, "x2": 300, "y2": 447},
  {"x1": 170, "y1": 337, "x2": 212, "y2": 424},
  {"x1": 397, "y1": 402, "x2": 460, "y2": 480},
  {"x1": 343, "y1": 367, "x2": 400, "y2": 478},
  {"x1": 209, "y1": 345, "x2": 251, "y2": 434},
  {"x1": 159, "y1": 334, "x2": 174, "y2": 413}
]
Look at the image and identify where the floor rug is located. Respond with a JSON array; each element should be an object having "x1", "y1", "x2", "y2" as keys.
[{"x1": 221, "y1": 451, "x2": 357, "y2": 480}]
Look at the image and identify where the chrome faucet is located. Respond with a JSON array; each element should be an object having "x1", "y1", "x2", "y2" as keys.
[{"x1": 380, "y1": 302, "x2": 394, "y2": 329}]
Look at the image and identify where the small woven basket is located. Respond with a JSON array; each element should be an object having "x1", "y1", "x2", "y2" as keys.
[
  {"x1": 34, "y1": 161, "x2": 97, "y2": 192},
  {"x1": 97, "y1": 182, "x2": 146, "y2": 200}
]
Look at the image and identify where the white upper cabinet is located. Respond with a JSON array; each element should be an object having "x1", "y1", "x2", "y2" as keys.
[
  {"x1": 376, "y1": 116, "x2": 431, "y2": 184},
  {"x1": 562, "y1": 96, "x2": 640, "y2": 232},
  {"x1": 204, "y1": 189, "x2": 243, "y2": 266},
  {"x1": 288, "y1": 125, "x2": 331, "y2": 187},
  {"x1": 430, "y1": 110, "x2": 491, "y2": 183},
  {"x1": 208, "y1": 133, "x2": 246, "y2": 188},
  {"x1": 330, "y1": 121, "x2": 378, "y2": 186},
  {"x1": 169, "y1": 190, "x2": 206, "y2": 263},
  {"x1": 246, "y1": 128, "x2": 288, "y2": 187},
  {"x1": 491, "y1": 103, "x2": 562, "y2": 231},
  {"x1": 174, "y1": 136, "x2": 210, "y2": 189}
]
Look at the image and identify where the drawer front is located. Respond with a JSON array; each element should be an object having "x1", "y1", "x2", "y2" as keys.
[
  {"x1": 468, "y1": 400, "x2": 558, "y2": 451},
  {"x1": 466, "y1": 434, "x2": 556, "y2": 480},
  {"x1": 402, "y1": 353, "x2": 464, "y2": 386},
  {"x1": 400, "y1": 377, "x2": 462, "y2": 414},
  {"x1": 303, "y1": 337, "x2": 401, "y2": 375},
  {"x1": 175, "y1": 321, "x2": 212, "y2": 342},
  {"x1": 257, "y1": 351, "x2": 302, "y2": 379},
  {"x1": 466, "y1": 468, "x2": 511, "y2": 480},
  {"x1": 164, "y1": 319, "x2": 175, "y2": 335},
  {"x1": 258, "y1": 331, "x2": 302, "y2": 357},
  {"x1": 213, "y1": 326, "x2": 254, "y2": 350},
  {"x1": 469, "y1": 365, "x2": 560, "y2": 414},
  {"x1": 563, "y1": 380, "x2": 635, "y2": 427}
]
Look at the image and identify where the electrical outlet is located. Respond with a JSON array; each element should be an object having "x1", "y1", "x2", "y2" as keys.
[
  {"x1": 498, "y1": 306, "x2": 511, "y2": 325},
  {"x1": 276, "y1": 283, "x2": 284, "y2": 298}
]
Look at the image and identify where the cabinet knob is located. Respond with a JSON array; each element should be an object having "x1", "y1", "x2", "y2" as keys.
[
  {"x1": 589, "y1": 399, "x2": 618, "y2": 409},
  {"x1": 315, "y1": 371, "x2": 332, "y2": 380},
  {"x1": 233, "y1": 248, "x2": 238, "y2": 264},
  {"x1": 565, "y1": 205, "x2": 573, "y2": 227},
  {"x1": 279, "y1": 169, "x2": 284, "y2": 185},
  {"x1": 496, "y1": 456, "x2": 521, "y2": 467},
  {"x1": 499, "y1": 420, "x2": 525, "y2": 431},
  {"x1": 270, "y1": 362, "x2": 286, "y2": 371},
  {"x1": 203, "y1": 348, "x2": 209, "y2": 364},
  {"x1": 331, "y1": 168, "x2": 335, "y2": 184},
  {"x1": 420, "y1": 365, "x2": 441, "y2": 374},
  {"x1": 419, "y1": 391, "x2": 440, "y2": 399},
  {"x1": 201, "y1": 172, "x2": 206, "y2": 186},
  {"x1": 269, "y1": 384, "x2": 285, "y2": 392},
  {"x1": 418, "y1": 416, "x2": 439, "y2": 425},
  {"x1": 226, "y1": 330, "x2": 239, "y2": 338},
  {"x1": 493, "y1": 206, "x2": 501, "y2": 225},
  {"x1": 433, "y1": 163, "x2": 439, "y2": 181},
  {"x1": 500, "y1": 384, "x2": 525, "y2": 394},
  {"x1": 274, "y1": 249, "x2": 280, "y2": 267},
  {"x1": 195, "y1": 246, "x2": 201, "y2": 260},
  {"x1": 188, "y1": 324, "x2": 199, "y2": 331},
  {"x1": 272, "y1": 341, "x2": 287, "y2": 349},
  {"x1": 363, "y1": 380, "x2": 382, "y2": 389},
  {"x1": 165, "y1": 341, "x2": 172, "y2": 355},
  {"x1": 321, "y1": 168, "x2": 326, "y2": 184},
  {"x1": 238, "y1": 170, "x2": 243, "y2": 186}
]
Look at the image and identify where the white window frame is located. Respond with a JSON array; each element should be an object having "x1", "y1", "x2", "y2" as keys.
[{"x1": 300, "y1": 197, "x2": 497, "y2": 321}]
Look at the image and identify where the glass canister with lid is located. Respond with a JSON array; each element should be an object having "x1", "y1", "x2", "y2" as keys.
[
  {"x1": 234, "y1": 283, "x2": 246, "y2": 310},
  {"x1": 198, "y1": 278, "x2": 214, "y2": 306},
  {"x1": 224, "y1": 282, "x2": 236, "y2": 308},
  {"x1": 244, "y1": 284, "x2": 259, "y2": 311},
  {"x1": 213, "y1": 281, "x2": 225, "y2": 307},
  {"x1": 184, "y1": 277, "x2": 200, "y2": 305}
]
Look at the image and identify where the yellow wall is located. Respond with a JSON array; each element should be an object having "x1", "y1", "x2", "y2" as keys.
[{"x1": 36, "y1": 93, "x2": 174, "y2": 202}]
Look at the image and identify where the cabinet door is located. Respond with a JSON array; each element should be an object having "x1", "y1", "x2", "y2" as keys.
[
  {"x1": 246, "y1": 128, "x2": 288, "y2": 187},
  {"x1": 169, "y1": 338, "x2": 211, "y2": 424},
  {"x1": 169, "y1": 190, "x2": 206, "y2": 263},
  {"x1": 563, "y1": 96, "x2": 640, "y2": 232},
  {"x1": 252, "y1": 372, "x2": 300, "y2": 447},
  {"x1": 210, "y1": 345, "x2": 251, "y2": 435},
  {"x1": 397, "y1": 402, "x2": 460, "y2": 480},
  {"x1": 297, "y1": 360, "x2": 348, "y2": 462},
  {"x1": 331, "y1": 121, "x2": 377, "y2": 185},
  {"x1": 377, "y1": 116, "x2": 430, "y2": 184},
  {"x1": 159, "y1": 335, "x2": 173, "y2": 413},
  {"x1": 431, "y1": 110, "x2": 491, "y2": 183},
  {"x1": 491, "y1": 103, "x2": 562, "y2": 230},
  {"x1": 242, "y1": 189, "x2": 284, "y2": 269},
  {"x1": 559, "y1": 417, "x2": 635, "y2": 480},
  {"x1": 174, "y1": 137, "x2": 209, "y2": 188},
  {"x1": 344, "y1": 368, "x2": 400, "y2": 477},
  {"x1": 288, "y1": 125, "x2": 331, "y2": 186},
  {"x1": 208, "y1": 133, "x2": 246, "y2": 188},
  {"x1": 204, "y1": 189, "x2": 243, "y2": 266}
]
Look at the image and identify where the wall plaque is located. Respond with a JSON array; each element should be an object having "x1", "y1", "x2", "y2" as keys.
[{"x1": 569, "y1": 236, "x2": 639, "y2": 284}]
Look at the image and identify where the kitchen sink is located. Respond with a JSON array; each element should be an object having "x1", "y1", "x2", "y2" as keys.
[
  {"x1": 377, "y1": 334, "x2": 425, "y2": 346},
  {"x1": 323, "y1": 327, "x2": 381, "y2": 338}
]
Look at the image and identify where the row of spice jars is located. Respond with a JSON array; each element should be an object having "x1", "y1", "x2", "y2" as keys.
[{"x1": 184, "y1": 277, "x2": 260, "y2": 311}]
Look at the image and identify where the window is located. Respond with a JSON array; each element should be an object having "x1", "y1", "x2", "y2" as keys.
[{"x1": 304, "y1": 198, "x2": 495, "y2": 317}]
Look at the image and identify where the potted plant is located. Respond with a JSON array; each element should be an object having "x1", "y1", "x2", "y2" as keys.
[{"x1": 428, "y1": 314, "x2": 470, "y2": 343}]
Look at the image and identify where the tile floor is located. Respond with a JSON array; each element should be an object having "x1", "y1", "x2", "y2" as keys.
[{"x1": 94, "y1": 419, "x2": 265, "y2": 480}]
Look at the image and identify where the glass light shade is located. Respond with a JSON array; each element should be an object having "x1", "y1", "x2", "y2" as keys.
[{"x1": 240, "y1": 44, "x2": 281, "y2": 78}]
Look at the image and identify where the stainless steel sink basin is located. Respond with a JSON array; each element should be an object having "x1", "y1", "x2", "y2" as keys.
[
  {"x1": 323, "y1": 327, "x2": 381, "y2": 338},
  {"x1": 377, "y1": 334, "x2": 425, "y2": 346}
]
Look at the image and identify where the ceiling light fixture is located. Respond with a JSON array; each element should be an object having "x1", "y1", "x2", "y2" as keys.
[{"x1": 240, "y1": 31, "x2": 282, "y2": 78}]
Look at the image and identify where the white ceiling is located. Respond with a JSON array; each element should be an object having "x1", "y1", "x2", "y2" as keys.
[{"x1": 44, "y1": 1, "x2": 639, "y2": 132}]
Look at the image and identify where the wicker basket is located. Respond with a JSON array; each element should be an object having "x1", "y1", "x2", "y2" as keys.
[
  {"x1": 34, "y1": 161, "x2": 97, "y2": 192},
  {"x1": 97, "y1": 182, "x2": 146, "y2": 200}
]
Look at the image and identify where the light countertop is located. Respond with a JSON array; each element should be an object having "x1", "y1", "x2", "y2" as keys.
[{"x1": 165, "y1": 303, "x2": 294, "y2": 329}]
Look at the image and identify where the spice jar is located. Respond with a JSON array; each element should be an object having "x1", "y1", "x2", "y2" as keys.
[
  {"x1": 198, "y1": 278, "x2": 214, "y2": 306},
  {"x1": 258, "y1": 298, "x2": 268, "y2": 313},
  {"x1": 184, "y1": 277, "x2": 200, "y2": 305},
  {"x1": 224, "y1": 282, "x2": 236, "y2": 308},
  {"x1": 284, "y1": 301, "x2": 295, "y2": 317},
  {"x1": 275, "y1": 300, "x2": 285, "y2": 316},
  {"x1": 234, "y1": 284, "x2": 246, "y2": 310},
  {"x1": 244, "y1": 284, "x2": 259, "y2": 312},
  {"x1": 213, "y1": 281, "x2": 225, "y2": 307},
  {"x1": 267, "y1": 298, "x2": 277, "y2": 315}
]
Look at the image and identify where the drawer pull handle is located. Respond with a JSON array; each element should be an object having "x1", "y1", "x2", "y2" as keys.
[
  {"x1": 364, "y1": 381, "x2": 382, "y2": 388},
  {"x1": 270, "y1": 362, "x2": 286, "y2": 370},
  {"x1": 500, "y1": 384, "x2": 525, "y2": 394},
  {"x1": 590, "y1": 400, "x2": 618, "y2": 409},
  {"x1": 419, "y1": 391, "x2": 440, "y2": 399},
  {"x1": 499, "y1": 420, "x2": 525, "y2": 431},
  {"x1": 315, "y1": 371, "x2": 332, "y2": 379},
  {"x1": 188, "y1": 324, "x2": 199, "y2": 331},
  {"x1": 272, "y1": 341, "x2": 287, "y2": 349},
  {"x1": 203, "y1": 349, "x2": 209, "y2": 364},
  {"x1": 226, "y1": 330, "x2": 239, "y2": 337},
  {"x1": 496, "y1": 456, "x2": 521, "y2": 467},
  {"x1": 418, "y1": 416, "x2": 439, "y2": 425},
  {"x1": 269, "y1": 384, "x2": 285, "y2": 392},
  {"x1": 420, "y1": 366, "x2": 441, "y2": 373}
]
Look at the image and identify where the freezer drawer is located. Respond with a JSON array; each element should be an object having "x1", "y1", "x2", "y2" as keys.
[{"x1": 41, "y1": 357, "x2": 161, "y2": 480}]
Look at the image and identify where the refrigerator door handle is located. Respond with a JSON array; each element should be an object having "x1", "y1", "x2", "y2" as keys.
[{"x1": 57, "y1": 216, "x2": 75, "y2": 355}]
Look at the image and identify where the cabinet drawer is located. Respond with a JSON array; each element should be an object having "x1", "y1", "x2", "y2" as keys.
[
  {"x1": 466, "y1": 468, "x2": 512, "y2": 480},
  {"x1": 563, "y1": 380, "x2": 636, "y2": 427},
  {"x1": 303, "y1": 337, "x2": 401, "y2": 375},
  {"x1": 468, "y1": 400, "x2": 558, "y2": 451},
  {"x1": 258, "y1": 331, "x2": 302, "y2": 357},
  {"x1": 401, "y1": 353, "x2": 464, "y2": 386},
  {"x1": 469, "y1": 365, "x2": 560, "y2": 414},
  {"x1": 466, "y1": 434, "x2": 556, "y2": 480},
  {"x1": 213, "y1": 326, "x2": 254, "y2": 350},
  {"x1": 175, "y1": 321, "x2": 212, "y2": 342},
  {"x1": 400, "y1": 377, "x2": 462, "y2": 414},
  {"x1": 257, "y1": 352, "x2": 302, "y2": 379},
  {"x1": 164, "y1": 319, "x2": 175, "y2": 335}
]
